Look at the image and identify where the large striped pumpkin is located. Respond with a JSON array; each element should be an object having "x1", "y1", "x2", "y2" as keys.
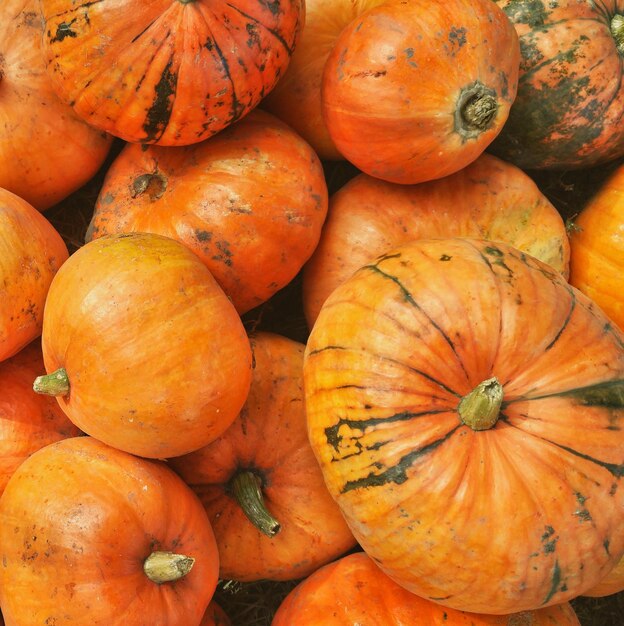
[
  {"x1": 39, "y1": 0, "x2": 304, "y2": 146},
  {"x1": 303, "y1": 238, "x2": 624, "y2": 614}
]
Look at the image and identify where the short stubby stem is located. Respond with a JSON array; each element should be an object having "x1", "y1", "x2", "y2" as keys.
[
  {"x1": 458, "y1": 377, "x2": 503, "y2": 431},
  {"x1": 230, "y1": 470, "x2": 281, "y2": 538},
  {"x1": 33, "y1": 368, "x2": 69, "y2": 396},
  {"x1": 612, "y1": 14, "x2": 624, "y2": 55},
  {"x1": 144, "y1": 551, "x2": 195, "y2": 584},
  {"x1": 131, "y1": 172, "x2": 167, "y2": 200},
  {"x1": 454, "y1": 80, "x2": 499, "y2": 140}
]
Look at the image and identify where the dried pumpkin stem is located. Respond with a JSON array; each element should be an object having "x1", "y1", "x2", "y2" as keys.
[
  {"x1": 144, "y1": 551, "x2": 195, "y2": 584},
  {"x1": 457, "y1": 377, "x2": 503, "y2": 431},
  {"x1": 612, "y1": 15, "x2": 624, "y2": 55},
  {"x1": 33, "y1": 368, "x2": 70, "y2": 396},
  {"x1": 230, "y1": 470, "x2": 281, "y2": 538},
  {"x1": 455, "y1": 80, "x2": 498, "y2": 139}
]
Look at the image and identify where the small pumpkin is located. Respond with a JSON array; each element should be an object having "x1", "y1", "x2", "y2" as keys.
[
  {"x1": 0, "y1": 436, "x2": 219, "y2": 625},
  {"x1": 0, "y1": 0, "x2": 112, "y2": 210},
  {"x1": 0, "y1": 187, "x2": 68, "y2": 362},
  {"x1": 0, "y1": 339, "x2": 81, "y2": 496},
  {"x1": 170, "y1": 332, "x2": 356, "y2": 582},
  {"x1": 321, "y1": 0, "x2": 519, "y2": 183},
  {"x1": 272, "y1": 551, "x2": 581, "y2": 625},
  {"x1": 302, "y1": 153, "x2": 570, "y2": 326},
  {"x1": 304, "y1": 238, "x2": 624, "y2": 614},
  {"x1": 39, "y1": 0, "x2": 304, "y2": 145},
  {"x1": 569, "y1": 162, "x2": 624, "y2": 329},
  {"x1": 86, "y1": 110, "x2": 328, "y2": 315},
  {"x1": 490, "y1": 1, "x2": 624, "y2": 169},
  {"x1": 33, "y1": 232, "x2": 252, "y2": 459}
]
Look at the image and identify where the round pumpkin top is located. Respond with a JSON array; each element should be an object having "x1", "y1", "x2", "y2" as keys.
[
  {"x1": 39, "y1": 0, "x2": 304, "y2": 145},
  {"x1": 304, "y1": 237, "x2": 624, "y2": 614}
]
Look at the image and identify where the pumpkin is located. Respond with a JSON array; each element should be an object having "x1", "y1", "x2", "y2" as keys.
[
  {"x1": 490, "y1": 1, "x2": 624, "y2": 170},
  {"x1": 86, "y1": 110, "x2": 328, "y2": 315},
  {"x1": 33, "y1": 232, "x2": 252, "y2": 459},
  {"x1": 272, "y1": 551, "x2": 581, "y2": 625},
  {"x1": 262, "y1": 0, "x2": 386, "y2": 161},
  {"x1": 170, "y1": 332, "x2": 356, "y2": 582},
  {"x1": 39, "y1": 0, "x2": 304, "y2": 146},
  {"x1": 569, "y1": 162, "x2": 624, "y2": 329},
  {"x1": 0, "y1": 339, "x2": 81, "y2": 496},
  {"x1": 321, "y1": 0, "x2": 519, "y2": 184},
  {"x1": 200, "y1": 601, "x2": 231, "y2": 626},
  {"x1": 0, "y1": 436, "x2": 219, "y2": 625},
  {"x1": 0, "y1": 0, "x2": 112, "y2": 210},
  {"x1": 0, "y1": 187, "x2": 69, "y2": 363},
  {"x1": 303, "y1": 238, "x2": 624, "y2": 614},
  {"x1": 302, "y1": 153, "x2": 570, "y2": 327}
]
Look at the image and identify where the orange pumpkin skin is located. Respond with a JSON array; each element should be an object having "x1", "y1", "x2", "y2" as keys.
[
  {"x1": 582, "y1": 553, "x2": 624, "y2": 597},
  {"x1": 302, "y1": 153, "x2": 570, "y2": 327},
  {"x1": 0, "y1": 188, "x2": 68, "y2": 363},
  {"x1": 200, "y1": 601, "x2": 231, "y2": 626},
  {"x1": 262, "y1": 0, "x2": 386, "y2": 161},
  {"x1": 321, "y1": 0, "x2": 520, "y2": 184},
  {"x1": 569, "y1": 163, "x2": 624, "y2": 329},
  {"x1": 39, "y1": 0, "x2": 304, "y2": 146},
  {"x1": 490, "y1": 1, "x2": 624, "y2": 170},
  {"x1": 86, "y1": 110, "x2": 328, "y2": 315},
  {"x1": 170, "y1": 332, "x2": 356, "y2": 582},
  {"x1": 0, "y1": 340, "x2": 81, "y2": 496},
  {"x1": 0, "y1": 0, "x2": 112, "y2": 210},
  {"x1": 0, "y1": 436, "x2": 219, "y2": 626},
  {"x1": 272, "y1": 552, "x2": 581, "y2": 625},
  {"x1": 37, "y1": 233, "x2": 252, "y2": 459},
  {"x1": 304, "y1": 238, "x2": 624, "y2": 614}
]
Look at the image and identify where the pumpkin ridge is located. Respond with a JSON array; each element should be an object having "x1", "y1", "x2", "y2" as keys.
[
  {"x1": 143, "y1": 50, "x2": 178, "y2": 142},
  {"x1": 505, "y1": 378, "x2": 624, "y2": 408},
  {"x1": 340, "y1": 424, "x2": 462, "y2": 493},
  {"x1": 542, "y1": 287, "x2": 576, "y2": 352},
  {"x1": 362, "y1": 261, "x2": 469, "y2": 380}
]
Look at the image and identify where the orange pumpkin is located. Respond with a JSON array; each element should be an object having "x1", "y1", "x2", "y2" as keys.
[
  {"x1": 0, "y1": 187, "x2": 68, "y2": 362},
  {"x1": 33, "y1": 233, "x2": 252, "y2": 459},
  {"x1": 86, "y1": 110, "x2": 328, "y2": 314},
  {"x1": 0, "y1": 436, "x2": 219, "y2": 625},
  {"x1": 302, "y1": 153, "x2": 570, "y2": 327},
  {"x1": 0, "y1": 0, "x2": 112, "y2": 210},
  {"x1": 321, "y1": 0, "x2": 519, "y2": 184},
  {"x1": 569, "y1": 162, "x2": 624, "y2": 329},
  {"x1": 582, "y1": 554, "x2": 624, "y2": 598},
  {"x1": 170, "y1": 332, "x2": 356, "y2": 582},
  {"x1": 200, "y1": 601, "x2": 231, "y2": 626},
  {"x1": 272, "y1": 552, "x2": 581, "y2": 625},
  {"x1": 262, "y1": 0, "x2": 386, "y2": 160},
  {"x1": 304, "y1": 238, "x2": 624, "y2": 614},
  {"x1": 39, "y1": 0, "x2": 304, "y2": 146},
  {"x1": 0, "y1": 340, "x2": 81, "y2": 495}
]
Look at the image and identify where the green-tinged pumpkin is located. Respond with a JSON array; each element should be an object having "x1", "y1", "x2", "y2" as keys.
[
  {"x1": 302, "y1": 153, "x2": 569, "y2": 327},
  {"x1": 272, "y1": 551, "x2": 581, "y2": 625},
  {"x1": 490, "y1": 0, "x2": 624, "y2": 169},
  {"x1": 0, "y1": 340, "x2": 81, "y2": 496},
  {"x1": 321, "y1": 0, "x2": 519, "y2": 183},
  {"x1": 86, "y1": 110, "x2": 328, "y2": 315},
  {"x1": 170, "y1": 332, "x2": 356, "y2": 582},
  {"x1": 569, "y1": 161, "x2": 624, "y2": 329},
  {"x1": 304, "y1": 238, "x2": 624, "y2": 614},
  {"x1": 33, "y1": 233, "x2": 252, "y2": 459},
  {"x1": 0, "y1": 188, "x2": 68, "y2": 363},
  {"x1": 0, "y1": 437, "x2": 220, "y2": 625},
  {"x1": 39, "y1": 0, "x2": 304, "y2": 146}
]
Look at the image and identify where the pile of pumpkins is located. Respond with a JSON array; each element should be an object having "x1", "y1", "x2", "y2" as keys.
[{"x1": 1, "y1": 0, "x2": 623, "y2": 624}]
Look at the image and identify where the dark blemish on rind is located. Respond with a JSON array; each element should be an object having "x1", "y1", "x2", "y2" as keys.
[
  {"x1": 195, "y1": 230, "x2": 212, "y2": 243},
  {"x1": 542, "y1": 560, "x2": 562, "y2": 605},
  {"x1": 143, "y1": 53, "x2": 178, "y2": 142},
  {"x1": 448, "y1": 26, "x2": 467, "y2": 50},
  {"x1": 439, "y1": 254, "x2": 452, "y2": 261},
  {"x1": 50, "y1": 20, "x2": 78, "y2": 43}
]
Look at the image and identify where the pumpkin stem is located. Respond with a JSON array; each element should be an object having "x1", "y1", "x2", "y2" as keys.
[
  {"x1": 33, "y1": 368, "x2": 70, "y2": 397},
  {"x1": 143, "y1": 550, "x2": 195, "y2": 584},
  {"x1": 230, "y1": 470, "x2": 281, "y2": 538},
  {"x1": 455, "y1": 81, "x2": 498, "y2": 140},
  {"x1": 131, "y1": 172, "x2": 167, "y2": 200},
  {"x1": 457, "y1": 377, "x2": 503, "y2": 431},
  {"x1": 612, "y1": 15, "x2": 624, "y2": 55}
]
